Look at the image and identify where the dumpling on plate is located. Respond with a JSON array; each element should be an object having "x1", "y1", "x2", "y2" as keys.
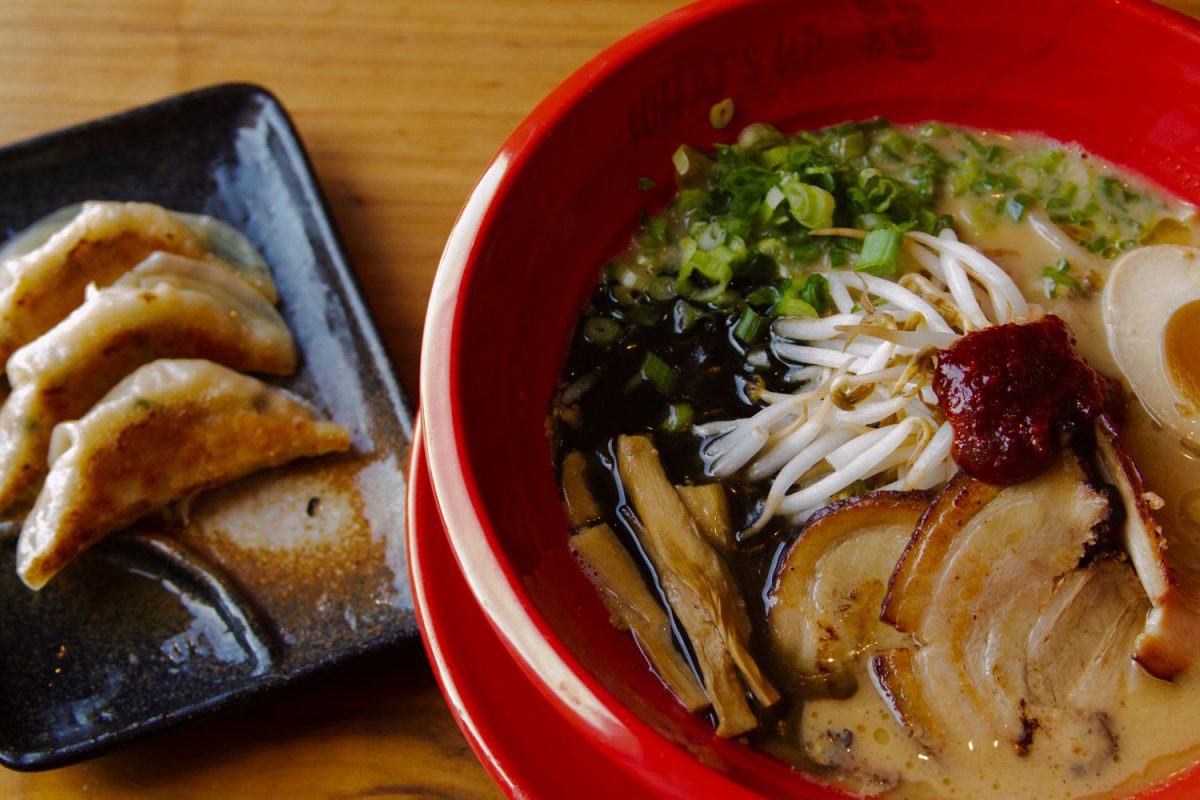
[
  {"x1": 0, "y1": 200, "x2": 284, "y2": 369},
  {"x1": 0, "y1": 200, "x2": 280, "y2": 302},
  {"x1": 16, "y1": 359, "x2": 351, "y2": 589},
  {"x1": 0, "y1": 252, "x2": 297, "y2": 517},
  {"x1": 0, "y1": 201, "x2": 206, "y2": 366},
  {"x1": 112, "y1": 248, "x2": 278, "y2": 303}
]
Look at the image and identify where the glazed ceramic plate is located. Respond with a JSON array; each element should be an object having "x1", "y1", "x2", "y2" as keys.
[
  {"x1": 408, "y1": 423, "x2": 652, "y2": 799},
  {"x1": 0, "y1": 84, "x2": 415, "y2": 770}
]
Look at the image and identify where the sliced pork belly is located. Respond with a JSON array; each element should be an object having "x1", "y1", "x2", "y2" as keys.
[
  {"x1": 877, "y1": 456, "x2": 1123, "y2": 757},
  {"x1": 767, "y1": 491, "x2": 927, "y2": 679}
]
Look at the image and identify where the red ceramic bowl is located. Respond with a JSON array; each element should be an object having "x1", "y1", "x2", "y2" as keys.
[{"x1": 419, "y1": 0, "x2": 1200, "y2": 797}]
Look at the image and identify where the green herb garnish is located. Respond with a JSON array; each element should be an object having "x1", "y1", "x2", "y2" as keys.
[
  {"x1": 1042, "y1": 257, "x2": 1082, "y2": 299},
  {"x1": 855, "y1": 226, "x2": 903, "y2": 276},
  {"x1": 660, "y1": 402, "x2": 694, "y2": 434},
  {"x1": 733, "y1": 306, "x2": 769, "y2": 344},
  {"x1": 639, "y1": 352, "x2": 678, "y2": 394}
]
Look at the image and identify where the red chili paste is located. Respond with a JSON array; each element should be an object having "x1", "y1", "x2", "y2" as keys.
[{"x1": 933, "y1": 315, "x2": 1123, "y2": 485}]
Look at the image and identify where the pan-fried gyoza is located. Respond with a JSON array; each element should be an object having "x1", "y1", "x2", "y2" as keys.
[
  {"x1": 17, "y1": 359, "x2": 350, "y2": 589},
  {"x1": 0, "y1": 252, "x2": 296, "y2": 516},
  {"x1": 0, "y1": 201, "x2": 348, "y2": 590}
]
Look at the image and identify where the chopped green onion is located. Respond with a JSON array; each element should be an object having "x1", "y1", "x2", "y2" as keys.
[
  {"x1": 713, "y1": 289, "x2": 743, "y2": 309},
  {"x1": 779, "y1": 174, "x2": 836, "y2": 229},
  {"x1": 733, "y1": 306, "x2": 769, "y2": 344},
  {"x1": 772, "y1": 277, "x2": 821, "y2": 318},
  {"x1": 672, "y1": 146, "x2": 690, "y2": 175},
  {"x1": 736, "y1": 123, "x2": 784, "y2": 152},
  {"x1": 1054, "y1": 181, "x2": 1079, "y2": 205},
  {"x1": 646, "y1": 275, "x2": 678, "y2": 302},
  {"x1": 1006, "y1": 192, "x2": 1035, "y2": 222},
  {"x1": 675, "y1": 236, "x2": 743, "y2": 301},
  {"x1": 907, "y1": 161, "x2": 939, "y2": 201},
  {"x1": 1035, "y1": 149, "x2": 1065, "y2": 173},
  {"x1": 949, "y1": 159, "x2": 981, "y2": 196},
  {"x1": 799, "y1": 274, "x2": 830, "y2": 314},
  {"x1": 1042, "y1": 257, "x2": 1082, "y2": 299},
  {"x1": 625, "y1": 303, "x2": 666, "y2": 328},
  {"x1": 611, "y1": 284, "x2": 637, "y2": 305},
  {"x1": 871, "y1": 129, "x2": 909, "y2": 161},
  {"x1": 783, "y1": 237, "x2": 819, "y2": 265},
  {"x1": 1099, "y1": 176, "x2": 1120, "y2": 202},
  {"x1": 854, "y1": 168, "x2": 898, "y2": 213},
  {"x1": 672, "y1": 146, "x2": 713, "y2": 187},
  {"x1": 973, "y1": 170, "x2": 1019, "y2": 193},
  {"x1": 828, "y1": 242, "x2": 851, "y2": 267},
  {"x1": 919, "y1": 209, "x2": 951, "y2": 235},
  {"x1": 676, "y1": 254, "x2": 732, "y2": 297},
  {"x1": 637, "y1": 176, "x2": 656, "y2": 191},
  {"x1": 960, "y1": 131, "x2": 1008, "y2": 165},
  {"x1": 760, "y1": 145, "x2": 792, "y2": 170},
  {"x1": 639, "y1": 352, "x2": 678, "y2": 394},
  {"x1": 832, "y1": 130, "x2": 866, "y2": 159},
  {"x1": 675, "y1": 187, "x2": 709, "y2": 214},
  {"x1": 855, "y1": 226, "x2": 903, "y2": 276},
  {"x1": 773, "y1": 295, "x2": 818, "y2": 318},
  {"x1": 672, "y1": 299, "x2": 702, "y2": 333},
  {"x1": 983, "y1": 145, "x2": 1011, "y2": 165},
  {"x1": 912, "y1": 143, "x2": 948, "y2": 170},
  {"x1": 715, "y1": 146, "x2": 776, "y2": 218},
  {"x1": 611, "y1": 263, "x2": 649, "y2": 291},
  {"x1": 745, "y1": 285, "x2": 780, "y2": 309},
  {"x1": 710, "y1": 98, "x2": 735, "y2": 130},
  {"x1": 660, "y1": 402, "x2": 694, "y2": 434},
  {"x1": 582, "y1": 316, "x2": 621, "y2": 345},
  {"x1": 1099, "y1": 175, "x2": 1138, "y2": 204}
]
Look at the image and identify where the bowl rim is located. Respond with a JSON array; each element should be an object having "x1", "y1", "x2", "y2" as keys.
[
  {"x1": 420, "y1": 1, "x2": 771, "y2": 793},
  {"x1": 418, "y1": 0, "x2": 1200, "y2": 797}
]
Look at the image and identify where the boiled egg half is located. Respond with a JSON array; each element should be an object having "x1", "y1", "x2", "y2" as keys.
[{"x1": 1103, "y1": 244, "x2": 1200, "y2": 447}]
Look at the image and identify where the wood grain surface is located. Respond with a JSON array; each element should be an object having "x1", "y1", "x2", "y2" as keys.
[{"x1": 1, "y1": 1, "x2": 1197, "y2": 798}]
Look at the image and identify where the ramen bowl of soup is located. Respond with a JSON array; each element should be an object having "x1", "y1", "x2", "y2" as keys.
[{"x1": 417, "y1": 0, "x2": 1200, "y2": 796}]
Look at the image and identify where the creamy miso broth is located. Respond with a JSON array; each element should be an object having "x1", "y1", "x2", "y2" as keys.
[{"x1": 548, "y1": 119, "x2": 1200, "y2": 798}]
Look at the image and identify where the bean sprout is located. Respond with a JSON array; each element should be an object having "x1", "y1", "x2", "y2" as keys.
[{"x1": 701, "y1": 229, "x2": 1028, "y2": 533}]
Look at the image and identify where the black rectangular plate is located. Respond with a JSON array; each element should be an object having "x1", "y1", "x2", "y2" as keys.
[{"x1": 0, "y1": 83, "x2": 415, "y2": 770}]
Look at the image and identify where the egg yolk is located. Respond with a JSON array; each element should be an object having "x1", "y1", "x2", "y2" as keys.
[{"x1": 1164, "y1": 299, "x2": 1200, "y2": 411}]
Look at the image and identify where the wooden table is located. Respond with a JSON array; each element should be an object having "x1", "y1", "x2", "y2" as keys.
[{"x1": 0, "y1": 1, "x2": 1197, "y2": 798}]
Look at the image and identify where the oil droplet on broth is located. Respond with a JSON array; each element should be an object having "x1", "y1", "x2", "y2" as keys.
[{"x1": 1164, "y1": 299, "x2": 1200, "y2": 411}]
